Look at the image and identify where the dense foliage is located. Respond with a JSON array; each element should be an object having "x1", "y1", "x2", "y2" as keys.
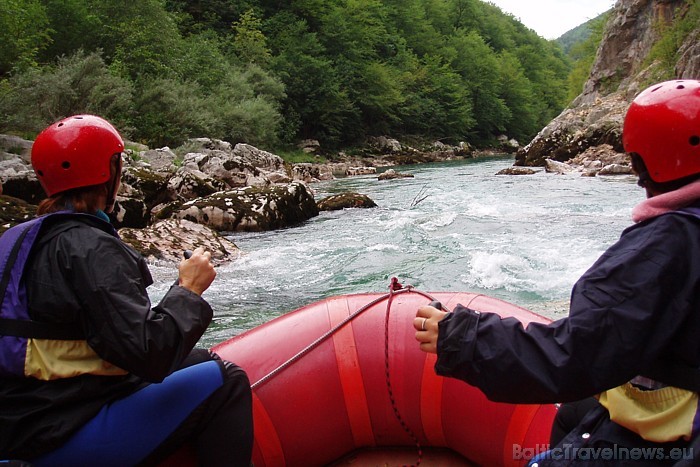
[{"x1": 0, "y1": 0, "x2": 573, "y2": 149}]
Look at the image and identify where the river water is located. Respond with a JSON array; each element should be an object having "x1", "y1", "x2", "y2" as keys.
[{"x1": 149, "y1": 156, "x2": 643, "y2": 348}]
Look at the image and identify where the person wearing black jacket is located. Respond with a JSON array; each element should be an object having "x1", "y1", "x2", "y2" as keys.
[
  {"x1": 0, "y1": 115, "x2": 253, "y2": 465},
  {"x1": 415, "y1": 80, "x2": 700, "y2": 466}
]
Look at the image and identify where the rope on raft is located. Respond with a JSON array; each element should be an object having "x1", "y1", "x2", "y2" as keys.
[
  {"x1": 249, "y1": 278, "x2": 439, "y2": 389},
  {"x1": 249, "y1": 278, "x2": 445, "y2": 467},
  {"x1": 385, "y1": 278, "x2": 423, "y2": 467}
]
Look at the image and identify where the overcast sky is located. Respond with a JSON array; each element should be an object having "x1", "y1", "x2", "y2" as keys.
[{"x1": 486, "y1": 0, "x2": 617, "y2": 40}]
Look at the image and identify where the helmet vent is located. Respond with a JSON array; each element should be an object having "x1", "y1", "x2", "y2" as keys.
[
  {"x1": 677, "y1": 85, "x2": 686, "y2": 90},
  {"x1": 61, "y1": 161, "x2": 71, "y2": 169},
  {"x1": 57, "y1": 123, "x2": 64, "y2": 127},
  {"x1": 691, "y1": 136, "x2": 700, "y2": 146}
]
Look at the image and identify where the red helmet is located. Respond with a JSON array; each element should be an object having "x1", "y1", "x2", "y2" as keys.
[
  {"x1": 623, "y1": 80, "x2": 700, "y2": 183},
  {"x1": 31, "y1": 115, "x2": 124, "y2": 197}
]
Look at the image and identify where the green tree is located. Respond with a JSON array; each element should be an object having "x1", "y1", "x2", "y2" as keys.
[
  {"x1": 399, "y1": 54, "x2": 475, "y2": 140},
  {"x1": 132, "y1": 78, "x2": 209, "y2": 147},
  {"x1": 177, "y1": 31, "x2": 233, "y2": 91},
  {"x1": 39, "y1": 0, "x2": 103, "y2": 63},
  {"x1": 0, "y1": 0, "x2": 51, "y2": 75},
  {"x1": 515, "y1": 43, "x2": 569, "y2": 124},
  {"x1": 382, "y1": 0, "x2": 444, "y2": 58},
  {"x1": 496, "y1": 51, "x2": 536, "y2": 142},
  {"x1": 0, "y1": 51, "x2": 133, "y2": 135},
  {"x1": 230, "y1": 9, "x2": 272, "y2": 65},
  {"x1": 165, "y1": 0, "x2": 256, "y2": 35},
  {"x1": 355, "y1": 60, "x2": 405, "y2": 134},
  {"x1": 204, "y1": 65, "x2": 284, "y2": 146},
  {"x1": 447, "y1": 31, "x2": 510, "y2": 141},
  {"x1": 132, "y1": 64, "x2": 284, "y2": 147},
  {"x1": 267, "y1": 13, "x2": 357, "y2": 144},
  {"x1": 476, "y1": 2, "x2": 517, "y2": 51},
  {"x1": 88, "y1": 0, "x2": 185, "y2": 80},
  {"x1": 0, "y1": 0, "x2": 575, "y2": 148}
]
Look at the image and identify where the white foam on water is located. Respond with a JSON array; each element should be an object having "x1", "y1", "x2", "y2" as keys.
[{"x1": 147, "y1": 157, "x2": 642, "y2": 341}]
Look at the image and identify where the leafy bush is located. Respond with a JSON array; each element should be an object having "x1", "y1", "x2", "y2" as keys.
[
  {"x1": 206, "y1": 92, "x2": 282, "y2": 148},
  {"x1": 275, "y1": 149, "x2": 326, "y2": 164},
  {"x1": 0, "y1": 51, "x2": 133, "y2": 136},
  {"x1": 132, "y1": 65, "x2": 285, "y2": 148},
  {"x1": 131, "y1": 78, "x2": 211, "y2": 148},
  {"x1": 0, "y1": 0, "x2": 51, "y2": 76}
]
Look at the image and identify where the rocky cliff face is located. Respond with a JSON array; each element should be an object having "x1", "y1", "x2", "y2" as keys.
[{"x1": 516, "y1": 0, "x2": 699, "y2": 167}]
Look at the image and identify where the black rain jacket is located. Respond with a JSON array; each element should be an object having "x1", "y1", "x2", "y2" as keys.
[
  {"x1": 434, "y1": 209, "x2": 700, "y2": 464},
  {"x1": 435, "y1": 209, "x2": 700, "y2": 403},
  {"x1": 0, "y1": 215, "x2": 213, "y2": 459}
]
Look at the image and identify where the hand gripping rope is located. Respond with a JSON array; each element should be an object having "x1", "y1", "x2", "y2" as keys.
[{"x1": 250, "y1": 278, "x2": 446, "y2": 467}]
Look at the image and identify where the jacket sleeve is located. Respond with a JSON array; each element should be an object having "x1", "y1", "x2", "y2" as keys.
[
  {"x1": 63, "y1": 229, "x2": 213, "y2": 383},
  {"x1": 434, "y1": 215, "x2": 699, "y2": 404}
]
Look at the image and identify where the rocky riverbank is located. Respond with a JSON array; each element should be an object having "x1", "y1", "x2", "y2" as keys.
[
  {"x1": 516, "y1": 0, "x2": 699, "y2": 168},
  {"x1": 0, "y1": 134, "x2": 482, "y2": 264}
]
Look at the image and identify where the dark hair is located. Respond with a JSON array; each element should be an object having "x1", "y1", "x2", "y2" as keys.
[
  {"x1": 36, "y1": 183, "x2": 109, "y2": 215},
  {"x1": 629, "y1": 153, "x2": 700, "y2": 193}
]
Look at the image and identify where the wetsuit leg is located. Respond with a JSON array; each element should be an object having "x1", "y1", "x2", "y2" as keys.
[
  {"x1": 32, "y1": 354, "x2": 237, "y2": 467},
  {"x1": 138, "y1": 353, "x2": 253, "y2": 467}
]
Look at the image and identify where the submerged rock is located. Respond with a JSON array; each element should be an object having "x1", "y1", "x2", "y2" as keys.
[
  {"x1": 317, "y1": 193, "x2": 377, "y2": 211},
  {"x1": 378, "y1": 169, "x2": 414, "y2": 181},
  {"x1": 346, "y1": 167, "x2": 377, "y2": 176},
  {"x1": 545, "y1": 159, "x2": 574, "y2": 175},
  {"x1": 496, "y1": 167, "x2": 537, "y2": 175}
]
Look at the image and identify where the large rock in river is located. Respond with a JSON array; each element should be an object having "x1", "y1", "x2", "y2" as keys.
[
  {"x1": 169, "y1": 181, "x2": 319, "y2": 232},
  {"x1": 317, "y1": 193, "x2": 377, "y2": 211}
]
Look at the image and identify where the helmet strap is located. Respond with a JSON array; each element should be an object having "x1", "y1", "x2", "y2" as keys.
[
  {"x1": 637, "y1": 171, "x2": 650, "y2": 188},
  {"x1": 104, "y1": 153, "x2": 123, "y2": 214}
]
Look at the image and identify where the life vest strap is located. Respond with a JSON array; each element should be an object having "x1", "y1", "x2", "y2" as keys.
[
  {"x1": 0, "y1": 213, "x2": 92, "y2": 341},
  {"x1": 0, "y1": 317, "x2": 85, "y2": 340}
]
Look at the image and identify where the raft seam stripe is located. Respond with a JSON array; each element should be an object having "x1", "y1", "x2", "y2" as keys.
[
  {"x1": 328, "y1": 297, "x2": 375, "y2": 447},
  {"x1": 420, "y1": 351, "x2": 446, "y2": 446},
  {"x1": 502, "y1": 404, "x2": 540, "y2": 467},
  {"x1": 251, "y1": 392, "x2": 285, "y2": 466}
]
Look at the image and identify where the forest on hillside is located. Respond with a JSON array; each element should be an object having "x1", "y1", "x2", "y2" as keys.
[{"x1": 0, "y1": 0, "x2": 581, "y2": 151}]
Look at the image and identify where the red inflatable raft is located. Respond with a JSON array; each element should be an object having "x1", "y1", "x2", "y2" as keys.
[{"x1": 209, "y1": 286, "x2": 557, "y2": 466}]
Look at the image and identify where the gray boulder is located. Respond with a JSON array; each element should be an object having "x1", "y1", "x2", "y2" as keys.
[
  {"x1": 137, "y1": 146, "x2": 179, "y2": 173},
  {"x1": 119, "y1": 218, "x2": 239, "y2": 265},
  {"x1": 169, "y1": 181, "x2": 319, "y2": 232}
]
